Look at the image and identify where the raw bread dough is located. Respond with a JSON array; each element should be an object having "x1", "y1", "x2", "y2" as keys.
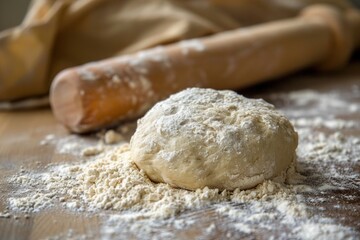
[{"x1": 130, "y1": 88, "x2": 298, "y2": 191}]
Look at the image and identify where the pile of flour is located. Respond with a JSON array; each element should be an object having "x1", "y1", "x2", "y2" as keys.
[{"x1": 8, "y1": 143, "x2": 294, "y2": 218}]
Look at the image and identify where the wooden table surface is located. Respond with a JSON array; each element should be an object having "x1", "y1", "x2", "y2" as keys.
[{"x1": 0, "y1": 59, "x2": 359, "y2": 240}]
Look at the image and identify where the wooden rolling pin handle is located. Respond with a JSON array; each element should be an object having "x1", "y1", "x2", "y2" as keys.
[
  {"x1": 301, "y1": 5, "x2": 353, "y2": 70},
  {"x1": 50, "y1": 5, "x2": 360, "y2": 133}
]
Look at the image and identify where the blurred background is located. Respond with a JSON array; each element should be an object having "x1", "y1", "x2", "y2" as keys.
[
  {"x1": 0, "y1": 0, "x2": 29, "y2": 31},
  {"x1": 1, "y1": 0, "x2": 360, "y2": 31},
  {"x1": 1, "y1": 0, "x2": 360, "y2": 105}
]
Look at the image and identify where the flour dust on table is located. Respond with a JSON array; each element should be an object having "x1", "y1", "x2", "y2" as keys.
[{"x1": 5, "y1": 87, "x2": 360, "y2": 239}]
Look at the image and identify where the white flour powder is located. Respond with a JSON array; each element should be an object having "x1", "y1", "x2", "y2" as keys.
[
  {"x1": 8, "y1": 144, "x2": 293, "y2": 218},
  {"x1": 180, "y1": 39, "x2": 206, "y2": 55}
]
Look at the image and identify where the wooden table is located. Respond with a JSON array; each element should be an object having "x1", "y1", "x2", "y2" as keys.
[{"x1": 0, "y1": 59, "x2": 359, "y2": 240}]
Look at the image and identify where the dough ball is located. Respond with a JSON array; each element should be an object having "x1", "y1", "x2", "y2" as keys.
[{"x1": 130, "y1": 88, "x2": 298, "y2": 191}]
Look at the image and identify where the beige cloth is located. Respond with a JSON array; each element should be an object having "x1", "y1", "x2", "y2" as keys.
[{"x1": 0, "y1": 0, "x2": 352, "y2": 102}]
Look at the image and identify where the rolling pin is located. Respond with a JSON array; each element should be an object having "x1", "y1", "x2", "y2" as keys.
[{"x1": 50, "y1": 5, "x2": 360, "y2": 133}]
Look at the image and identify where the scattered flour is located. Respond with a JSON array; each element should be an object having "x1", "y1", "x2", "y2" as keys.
[
  {"x1": 81, "y1": 145, "x2": 104, "y2": 157},
  {"x1": 292, "y1": 117, "x2": 359, "y2": 129},
  {"x1": 0, "y1": 212, "x2": 11, "y2": 218},
  {"x1": 180, "y1": 39, "x2": 206, "y2": 55},
  {"x1": 269, "y1": 89, "x2": 359, "y2": 118},
  {"x1": 40, "y1": 134, "x2": 95, "y2": 155},
  {"x1": 40, "y1": 134, "x2": 55, "y2": 145},
  {"x1": 77, "y1": 69, "x2": 98, "y2": 81},
  {"x1": 103, "y1": 130, "x2": 124, "y2": 145},
  {"x1": 296, "y1": 223, "x2": 356, "y2": 240},
  {"x1": 8, "y1": 144, "x2": 292, "y2": 218},
  {"x1": 6, "y1": 88, "x2": 360, "y2": 239}
]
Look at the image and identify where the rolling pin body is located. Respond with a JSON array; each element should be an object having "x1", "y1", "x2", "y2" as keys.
[{"x1": 50, "y1": 5, "x2": 360, "y2": 132}]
